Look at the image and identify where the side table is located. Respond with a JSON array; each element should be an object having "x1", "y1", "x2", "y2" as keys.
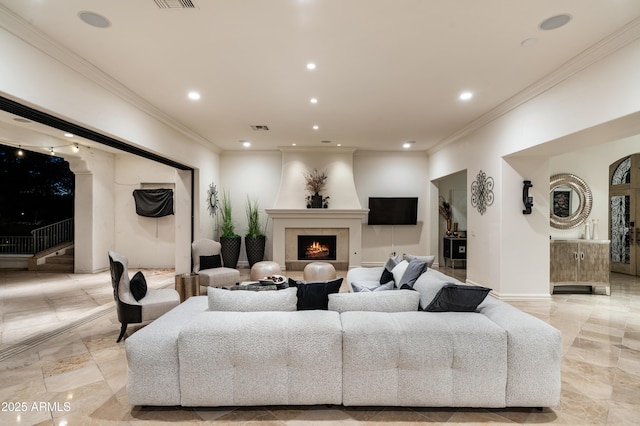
[{"x1": 175, "y1": 273, "x2": 200, "y2": 302}]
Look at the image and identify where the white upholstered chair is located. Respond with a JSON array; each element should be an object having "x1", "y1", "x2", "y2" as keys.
[
  {"x1": 192, "y1": 239, "x2": 241, "y2": 289},
  {"x1": 108, "y1": 250, "x2": 180, "y2": 342}
]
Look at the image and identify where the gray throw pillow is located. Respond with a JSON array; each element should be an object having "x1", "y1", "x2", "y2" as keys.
[
  {"x1": 403, "y1": 253, "x2": 436, "y2": 268},
  {"x1": 352, "y1": 281, "x2": 394, "y2": 292},
  {"x1": 397, "y1": 258, "x2": 427, "y2": 289}
]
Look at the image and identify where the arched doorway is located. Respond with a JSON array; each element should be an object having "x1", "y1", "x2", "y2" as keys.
[{"x1": 609, "y1": 154, "x2": 640, "y2": 275}]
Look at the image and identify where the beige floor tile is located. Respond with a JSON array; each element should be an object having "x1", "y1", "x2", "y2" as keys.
[{"x1": 0, "y1": 267, "x2": 639, "y2": 425}]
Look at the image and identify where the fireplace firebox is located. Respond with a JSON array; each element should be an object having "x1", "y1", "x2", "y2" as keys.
[{"x1": 298, "y1": 235, "x2": 337, "y2": 261}]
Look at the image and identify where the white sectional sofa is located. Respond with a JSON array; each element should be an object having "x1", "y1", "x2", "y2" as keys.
[{"x1": 125, "y1": 266, "x2": 561, "y2": 408}]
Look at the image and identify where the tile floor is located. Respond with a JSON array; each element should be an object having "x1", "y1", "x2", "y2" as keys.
[{"x1": 0, "y1": 266, "x2": 639, "y2": 425}]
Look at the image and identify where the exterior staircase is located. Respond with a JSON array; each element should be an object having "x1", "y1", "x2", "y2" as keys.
[{"x1": 28, "y1": 245, "x2": 74, "y2": 272}]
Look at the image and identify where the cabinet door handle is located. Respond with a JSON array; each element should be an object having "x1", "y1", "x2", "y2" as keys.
[
  {"x1": 580, "y1": 251, "x2": 585, "y2": 261},
  {"x1": 574, "y1": 252, "x2": 579, "y2": 260}
]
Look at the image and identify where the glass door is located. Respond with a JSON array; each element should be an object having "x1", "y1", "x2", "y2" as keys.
[{"x1": 609, "y1": 155, "x2": 639, "y2": 275}]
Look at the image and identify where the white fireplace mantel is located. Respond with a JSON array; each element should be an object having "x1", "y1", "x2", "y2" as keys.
[{"x1": 266, "y1": 208, "x2": 369, "y2": 270}]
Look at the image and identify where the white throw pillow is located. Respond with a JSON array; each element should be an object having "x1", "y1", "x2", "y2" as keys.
[
  {"x1": 391, "y1": 260, "x2": 409, "y2": 287},
  {"x1": 208, "y1": 286, "x2": 297, "y2": 311},
  {"x1": 328, "y1": 290, "x2": 420, "y2": 313}
]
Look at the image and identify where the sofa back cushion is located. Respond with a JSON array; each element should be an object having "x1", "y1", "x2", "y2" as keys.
[
  {"x1": 207, "y1": 286, "x2": 297, "y2": 311},
  {"x1": 328, "y1": 290, "x2": 420, "y2": 313}
]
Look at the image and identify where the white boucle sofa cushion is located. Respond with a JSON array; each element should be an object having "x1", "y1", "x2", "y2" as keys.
[
  {"x1": 207, "y1": 286, "x2": 297, "y2": 311},
  {"x1": 178, "y1": 310, "x2": 343, "y2": 406},
  {"x1": 328, "y1": 290, "x2": 420, "y2": 313},
  {"x1": 340, "y1": 311, "x2": 508, "y2": 407},
  {"x1": 126, "y1": 296, "x2": 209, "y2": 406}
]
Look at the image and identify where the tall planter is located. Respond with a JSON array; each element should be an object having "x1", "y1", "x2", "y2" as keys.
[
  {"x1": 245, "y1": 235, "x2": 266, "y2": 267},
  {"x1": 220, "y1": 236, "x2": 241, "y2": 269}
]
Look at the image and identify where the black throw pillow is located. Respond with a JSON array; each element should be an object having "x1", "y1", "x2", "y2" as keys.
[
  {"x1": 130, "y1": 271, "x2": 148, "y2": 301},
  {"x1": 380, "y1": 268, "x2": 394, "y2": 285},
  {"x1": 200, "y1": 254, "x2": 222, "y2": 270},
  {"x1": 424, "y1": 283, "x2": 492, "y2": 312},
  {"x1": 380, "y1": 255, "x2": 400, "y2": 284},
  {"x1": 288, "y1": 278, "x2": 343, "y2": 310}
]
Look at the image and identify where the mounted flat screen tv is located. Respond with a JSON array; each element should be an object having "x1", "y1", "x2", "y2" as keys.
[{"x1": 368, "y1": 197, "x2": 418, "y2": 225}]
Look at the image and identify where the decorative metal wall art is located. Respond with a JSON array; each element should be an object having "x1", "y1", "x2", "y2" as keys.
[
  {"x1": 471, "y1": 170, "x2": 494, "y2": 215},
  {"x1": 206, "y1": 183, "x2": 219, "y2": 217}
]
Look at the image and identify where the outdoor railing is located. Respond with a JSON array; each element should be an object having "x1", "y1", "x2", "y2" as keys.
[
  {"x1": 0, "y1": 236, "x2": 34, "y2": 254},
  {"x1": 30, "y1": 218, "x2": 74, "y2": 254}
]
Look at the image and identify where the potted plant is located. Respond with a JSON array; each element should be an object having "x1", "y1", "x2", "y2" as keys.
[
  {"x1": 304, "y1": 168, "x2": 328, "y2": 208},
  {"x1": 219, "y1": 189, "x2": 241, "y2": 269},
  {"x1": 244, "y1": 196, "x2": 266, "y2": 267}
]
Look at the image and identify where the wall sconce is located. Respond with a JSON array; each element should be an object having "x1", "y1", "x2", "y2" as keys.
[{"x1": 522, "y1": 180, "x2": 533, "y2": 214}]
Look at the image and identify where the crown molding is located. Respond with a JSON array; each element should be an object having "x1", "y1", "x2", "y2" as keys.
[
  {"x1": 428, "y1": 16, "x2": 640, "y2": 155},
  {"x1": 0, "y1": 5, "x2": 220, "y2": 154}
]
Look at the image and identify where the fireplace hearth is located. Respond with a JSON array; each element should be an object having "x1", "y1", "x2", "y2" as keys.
[{"x1": 298, "y1": 235, "x2": 336, "y2": 261}]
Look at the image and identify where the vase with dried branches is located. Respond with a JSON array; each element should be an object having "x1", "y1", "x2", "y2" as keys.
[
  {"x1": 304, "y1": 168, "x2": 329, "y2": 208},
  {"x1": 439, "y1": 196, "x2": 453, "y2": 235}
]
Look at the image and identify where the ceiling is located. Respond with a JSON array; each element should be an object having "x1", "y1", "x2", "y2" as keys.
[{"x1": 2, "y1": 0, "x2": 640, "y2": 153}]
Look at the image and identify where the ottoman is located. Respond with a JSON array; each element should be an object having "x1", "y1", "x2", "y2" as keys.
[
  {"x1": 250, "y1": 261, "x2": 282, "y2": 280},
  {"x1": 303, "y1": 262, "x2": 336, "y2": 281}
]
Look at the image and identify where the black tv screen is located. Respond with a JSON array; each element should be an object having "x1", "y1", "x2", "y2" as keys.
[{"x1": 368, "y1": 197, "x2": 418, "y2": 225}]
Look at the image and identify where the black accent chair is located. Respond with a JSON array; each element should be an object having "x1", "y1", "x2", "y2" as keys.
[{"x1": 109, "y1": 251, "x2": 180, "y2": 342}]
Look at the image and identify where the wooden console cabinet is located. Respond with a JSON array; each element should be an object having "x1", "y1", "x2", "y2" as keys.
[{"x1": 550, "y1": 239, "x2": 610, "y2": 295}]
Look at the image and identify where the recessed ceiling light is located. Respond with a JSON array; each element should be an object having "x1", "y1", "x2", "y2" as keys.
[
  {"x1": 403, "y1": 141, "x2": 415, "y2": 149},
  {"x1": 310, "y1": 98, "x2": 318, "y2": 104},
  {"x1": 241, "y1": 141, "x2": 251, "y2": 148},
  {"x1": 459, "y1": 91, "x2": 473, "y2": 101},
  {"x1": 292, "y1": 143, "x2": 297, "y2": 146},
  {"x1": 312, "y1": 125, "x2": 319, "y2": 130},
  {"x1": 307, "y1": 63, "x2": 316, "y2": 70},
  {"x1": 64, "y1": 133, "x2": 74, "y2": 138},
  {"x1": 188, "y1": 91, "x2": 201, "y2": 101},
  {"x1": 78, "y1": 11, "x2": 111, "y2": 28},
  {"x1": 539, "y1": 14, "x2": 572, "y2": 31},
  {"x1": 521, "y1": 38, "x2": 538, "y2": 47}
]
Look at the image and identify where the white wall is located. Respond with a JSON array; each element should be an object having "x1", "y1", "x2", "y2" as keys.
[
  {"x1": 428, "y1": 37, "x2": 640, "y2": 298},
  {"x1": 219, "y1": 149, "x2": 431, "y2": 265},
  {"x1": 114, "y1": 154, "x2": 177, "y2": 268},
  {"x1": 353, "y1": 151, "x2": 430, "y2": 263},
  {"x1": 220, "y1": 150, "x2": 282, "y2": 264},
  {"x1": 1, "y1": 25, "x2": 221, "y2": 272}
]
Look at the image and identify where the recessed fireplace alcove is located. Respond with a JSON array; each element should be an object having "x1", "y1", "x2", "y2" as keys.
[
  {"x1": 266, "y1": 209, "x2": 368, "y2": 271},
  {"x1": 298, "y1": 235, "x2": 337, "y2": 261}
]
